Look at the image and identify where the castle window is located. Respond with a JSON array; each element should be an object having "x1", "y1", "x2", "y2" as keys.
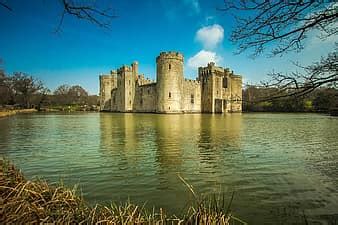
[
  {"x1": 129, "y1": 80, "x2": 130, "y2": 85},
  {"x1": 169, "y1": 64, "x2": 171, "y2": 70},
  {"x1": 148, "y1": 89, "x2": 150, "y2": 94},
  {"x1": 129, "y1": 100, "x2": 131, "y2": 105},
  {"x1": 191, "y1": 94, "x2": 194, "y2": 104},
  {"x1": 223, "y1": 77, "x2": 228, "y2": 88},
  {"x1": 140, "y1": 99, "x2": 143, "y2": 105},
  {"x1": 169, "y1": 92, "x2": 171, "y2": 98}
]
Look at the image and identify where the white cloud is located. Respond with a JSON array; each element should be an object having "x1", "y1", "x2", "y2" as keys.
[
  {"x1": 187, "y1": 50, "x2": 222, "y2": 69},
  {"x1": 195, "y1": 24, "x2": 224, "y2": 49}
]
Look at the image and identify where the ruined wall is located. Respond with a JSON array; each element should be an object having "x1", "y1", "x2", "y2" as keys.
[
  {"x1": 230, "y1": 75, "x2": 242, "y2": 112},
  {"x1": 182, "y1": 79, "x2": 201, "y2": 113},
  {"x1": 133, "y1": 83, "x2": 157, "y2": 112},
  {"x1": 99, "y1": 71, "x2": 117, "y2": 111},
  {"x1": 110, "y1": 88, "x2": 118, "y2": 111},
  {"x1": 156, "y1": 52, "x2": 184, "y2": 113}
]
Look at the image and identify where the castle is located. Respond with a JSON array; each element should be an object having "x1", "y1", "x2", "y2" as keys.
[{"x1": 99, "y1": 51, "x2": 242, "y2": 113}]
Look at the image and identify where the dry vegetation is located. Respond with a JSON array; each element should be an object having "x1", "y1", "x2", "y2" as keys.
[
  {"x1": 0, "y1": 159, "x2": 246, "y2": 224},
  {"x1": 0, "y1": 109, "x2": 37, "y2": 118}
]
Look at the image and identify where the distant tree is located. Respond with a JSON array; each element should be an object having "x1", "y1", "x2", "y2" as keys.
[
  {"x1": 36, "y1": 87, "x2": 51, "y2": 110},
  {"x1": 53, "y1": 84, "x2": 88, "y2": 105},
  {"x1": 221, "y1": 1, "x2": 337, "y2": 99},
  {"x1": 10, "y1": 72, "x2": 45, "y2": 108},
  {"x1": 312, "y1": 88, "x2": 338, "y2": 112},
  {"x1": 0, "y1": 70, "x2": 13, "y2": 105},
  {"x1": 53, "y1": 84, "x2": 71, "y2": 105},
  {"x1": 68, "y1": 85, "x2": 88, "y2": 104}
]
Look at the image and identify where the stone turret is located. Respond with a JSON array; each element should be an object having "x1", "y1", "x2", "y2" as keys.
[{"x1": 156, "y1": 51, "x2": 184, "y2": 113}]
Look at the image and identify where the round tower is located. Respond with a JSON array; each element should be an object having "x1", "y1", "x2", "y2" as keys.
[{"x1": 156, "y1": 51, "x2": 184, "y2": 113}]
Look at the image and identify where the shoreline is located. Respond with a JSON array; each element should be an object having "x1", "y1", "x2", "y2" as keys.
[
  {"x1": 0, "y1": 109, "x2": 37, "y2": 118},
  {"x1": 0, "y1": 159, "x2": 245, "y2": 224}
]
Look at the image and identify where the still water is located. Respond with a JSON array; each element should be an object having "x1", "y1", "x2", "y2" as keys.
[{"x1": 0, "y1": 113, "x2": 337, "y2": 224}]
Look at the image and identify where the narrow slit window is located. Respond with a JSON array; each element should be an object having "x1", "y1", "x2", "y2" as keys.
[
  {"x1": 223, "y1": 77, "x2": 227, "y2": 88},
  {"x1": 169, "y1": 64, "x2": 171, "y2": 70},
  {"x1": 191, "y1": 94, "x2": 194, "y2": 104},
  {"x1": 169, "y1": 92, "x2": 171, "y2": 98}
]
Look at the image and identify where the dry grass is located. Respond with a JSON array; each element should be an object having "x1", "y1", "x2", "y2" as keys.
[
  {"x1": 0, "y1": 109, "x2": 37, "y2": 118},
  {"x1": 0, "y1": 159, "x2": 246, "y2": 224}
]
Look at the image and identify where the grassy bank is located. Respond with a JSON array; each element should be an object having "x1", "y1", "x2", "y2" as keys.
[
  {"x1": 0, "y1": 108, "x2": 37, "y2": 118},
  {"x1": 0, "y1": 159, "x2": 246, "y2": 224}
]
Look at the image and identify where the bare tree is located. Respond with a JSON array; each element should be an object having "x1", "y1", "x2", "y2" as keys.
[
  {"x1": 10, "y1": 72, "x2": 45, "y2": 108},
  {"x1": 0, "y1": 0, "x2": 117, "y2": 32},
  {"x1": 220, "y1": 1, "x2": 337, "y2": 56},
  {"x1": 220, "y1": 1, "x2": 337, "y2": 101},
  {"x1": 261, "y1": 49, "x2": 337, "y2": 100},
  {"x1": 56, "y1": 0, "x2": 117, "y2": 32}
]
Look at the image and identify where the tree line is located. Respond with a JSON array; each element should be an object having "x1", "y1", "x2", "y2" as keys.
[
  {"x1": 0, "y1": 70, "x2": 98, "y2": 111},
  {"x1": 243, "y1": 85, "x2": 337, "y2": 113}
]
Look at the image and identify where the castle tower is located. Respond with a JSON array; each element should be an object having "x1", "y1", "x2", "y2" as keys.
[
  {"x1": 156, "y1": 51, "x2": 184, "y2": 113},
  {"x1": 116, "y1": 64, "x2": 136, "y2": 112},
  {"x1": 99, "y1": 70, "x2": 117, "y2": 111}
]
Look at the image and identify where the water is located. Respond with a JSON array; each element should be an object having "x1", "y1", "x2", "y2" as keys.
[{"x1": 0, "y1": 112, "x2": 337, "y2": 224}]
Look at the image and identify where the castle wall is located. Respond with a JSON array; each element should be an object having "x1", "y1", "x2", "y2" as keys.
[
  {"x1": 133, "y1": 83, "x2": 157, "y2": 112},
  {"x1": 115, "y1": 63, "x2": 137, "y2": 112},
  {"x1": 99, "y1": 71, "x2": 117, "y2": 111},
  {"x1": 182, "y1": 79, "x2": 201, "y2": 113},
  {"x1": 99, "y1": 51, "x2": 243, "y2": 114},
  {"x1": 110, "y1": 88, "x2": 117, "y2": 111},
  {"x1": 199, "y1": 67, "x2": 214, "y2": 113},
  {"x1": 230, "y1": 75, "x2": 242, "y2": 112}
]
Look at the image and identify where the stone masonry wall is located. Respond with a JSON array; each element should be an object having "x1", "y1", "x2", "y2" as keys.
[
  {"x1": 100, "y1": 51, "x2": 243, "y2": 113},
  {"x1": 133, "y1": 83, "x2": 157, "y2": 112},
  {"x1": 182, "y1": 79, "x2": 201, "y2": 113}
]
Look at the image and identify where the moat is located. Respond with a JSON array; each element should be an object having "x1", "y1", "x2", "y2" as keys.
[{"x1": 0, "y1": 113, "x2": 337, "y2": 224}]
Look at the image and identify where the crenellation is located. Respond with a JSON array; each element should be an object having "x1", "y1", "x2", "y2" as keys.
[{"x1": 99, "y1": 51, "x2": 242, "y2": 113}]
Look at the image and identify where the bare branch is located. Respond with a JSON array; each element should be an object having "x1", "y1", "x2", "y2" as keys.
[
  {"x1": 59, "y1": 0, "x2": 117, "y2": 30},
  {"x1": 220, "y1": 1, "x2": 338, "y2": 57},
  {"x1": 256, "y1": 49, "x2": 338, "y2": 101},
  {"x1": 0, "y1": 1, "x2": 12, "y2": 11}
]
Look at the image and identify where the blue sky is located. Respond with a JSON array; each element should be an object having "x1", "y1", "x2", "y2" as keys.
[{"x1": 0, "y1": 0, "x2": 335, "y2": 94}]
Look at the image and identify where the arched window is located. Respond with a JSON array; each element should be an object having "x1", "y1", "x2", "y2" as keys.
[{"x1": 169, "y1": 92, "x2": 171, "y2": 98}]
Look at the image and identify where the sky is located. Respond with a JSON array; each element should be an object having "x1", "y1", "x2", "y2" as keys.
[{"x1": 0, "y1": 0, "x2": 336, "y2": 95}]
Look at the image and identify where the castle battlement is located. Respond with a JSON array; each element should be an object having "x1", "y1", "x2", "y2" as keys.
[
  {"x1": 184, "y1": 78, "x2": 200, "y2": 85},
  {"x1": 117, "y1": 65, "x2": 133, "y2": 73},
  {"x1": 100, "y1": 51, "x2": 242, "y2": 113},
  {"x1": 156, "y1": 51, "x2": 184, "y2": 62}
]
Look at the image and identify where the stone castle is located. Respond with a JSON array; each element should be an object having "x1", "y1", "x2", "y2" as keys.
[{"x1": 99, "y1": 51, "x2": 242, "y2": 113}]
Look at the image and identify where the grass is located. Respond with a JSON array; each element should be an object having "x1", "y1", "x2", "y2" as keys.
[
  {"x1": 0, "y1": 108, "x2": 37, "y2": 118},
  {"x1": 0, "y1": 159, "x2": 246, "y2": 224}
]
